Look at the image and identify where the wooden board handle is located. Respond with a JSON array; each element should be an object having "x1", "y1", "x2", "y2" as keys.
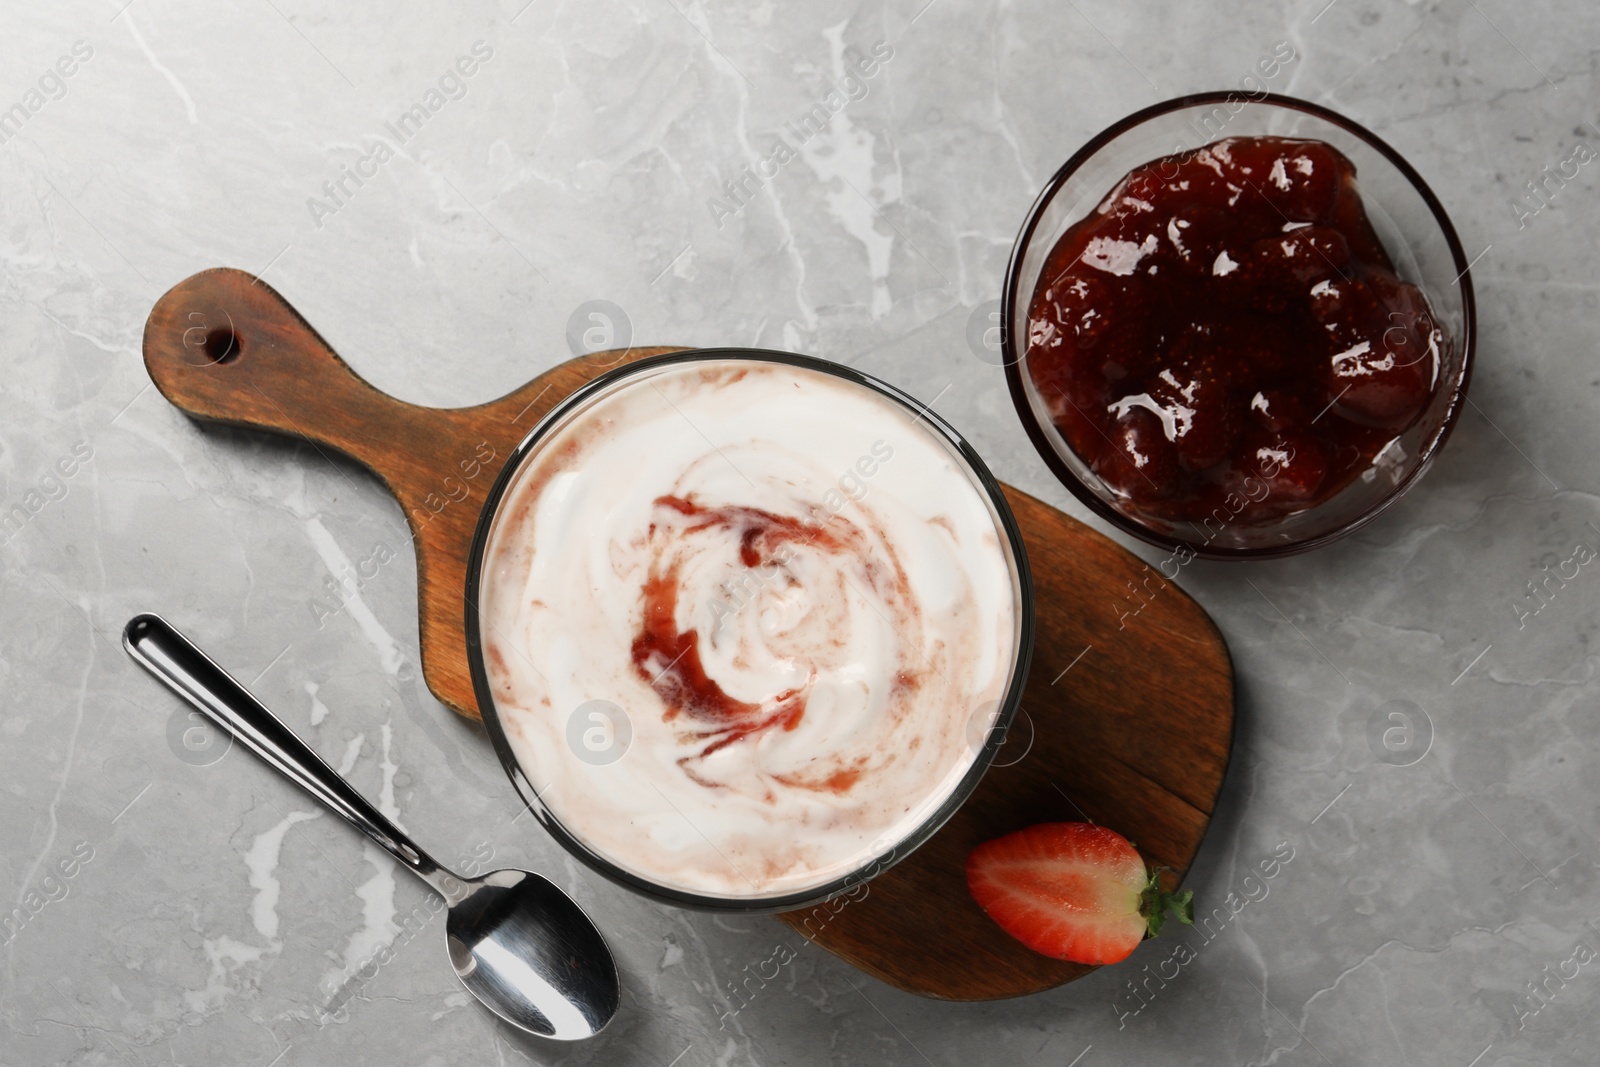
[
  {"x1": 142, "y1": 267, "x2": 470, "y2": 474},
  {"x1": 143, "y1": 268, "x2": 686, "y2": 718}
]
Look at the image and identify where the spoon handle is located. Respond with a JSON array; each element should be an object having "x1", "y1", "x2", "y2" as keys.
[{"x1": 123, "y1": 613, "x2": 462, "y2": 902}]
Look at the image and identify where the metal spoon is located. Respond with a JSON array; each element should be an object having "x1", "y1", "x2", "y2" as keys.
[{"x1": 123, "y1": 612, "x2": 620, "y2": 1041}]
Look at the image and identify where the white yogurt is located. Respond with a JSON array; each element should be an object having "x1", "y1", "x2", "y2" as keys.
[{"x1": 479, "y1": 359, "x2": 1020, "y2": 899}]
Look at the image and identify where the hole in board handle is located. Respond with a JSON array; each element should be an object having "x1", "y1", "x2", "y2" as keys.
[{"x1": 203, "y1": 327, "x2": 241, "y2": 364}]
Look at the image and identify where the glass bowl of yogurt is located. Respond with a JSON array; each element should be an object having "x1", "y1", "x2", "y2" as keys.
[{"x1": 464, "y1": 350, "x2": 1034, "y2": 911}]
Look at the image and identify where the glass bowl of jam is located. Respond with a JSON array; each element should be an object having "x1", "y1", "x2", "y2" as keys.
[{"x1": 1002, "y1": 93, "x2": 1476, "y2": 558}]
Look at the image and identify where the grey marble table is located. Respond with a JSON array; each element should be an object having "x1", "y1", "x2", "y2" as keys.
[{"x1": 2, "y1": 0, "x2": 1597, "y2": 1063}]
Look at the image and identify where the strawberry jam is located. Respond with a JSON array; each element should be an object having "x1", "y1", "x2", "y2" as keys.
[{"x1": 1025, "y1": 136, "x2": 1446, "y2": 525}]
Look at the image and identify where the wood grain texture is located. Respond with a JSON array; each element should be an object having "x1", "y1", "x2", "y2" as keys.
[{"x1": 143, "y1": 268, "x2": 1234, "y2": 1002}]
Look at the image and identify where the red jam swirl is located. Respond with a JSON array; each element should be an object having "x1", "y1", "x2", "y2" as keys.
[
  {"x1": 1025, "y1": 136, "x2": 1446, "y2": 525},
  {"x1": 630, "y1": 494, "x2": 904, "y2": 793}
]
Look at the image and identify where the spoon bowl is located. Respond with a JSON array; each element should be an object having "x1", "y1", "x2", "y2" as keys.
[
  {"x1": 123, "y1": 612, "x2": 619, "y2": 1041},
  {"x1": 445, "y1": 868, "x2": 619, "y2": 1039}
]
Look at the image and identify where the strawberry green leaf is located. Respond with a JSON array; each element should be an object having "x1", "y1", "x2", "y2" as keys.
[{"x1": 1139, "y1": 871, "x2": 1195, "y2": 938}]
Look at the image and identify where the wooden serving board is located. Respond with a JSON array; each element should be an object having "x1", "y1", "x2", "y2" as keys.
[{"x1": 143, "y1": 268, "x2": 1234, "y2": 1001}]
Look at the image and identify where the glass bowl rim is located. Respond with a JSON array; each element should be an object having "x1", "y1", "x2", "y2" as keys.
[
  {"x1": 1000, "y1": 90, "x2": 1478, "y2": 560},
  {"x1": 463, "y1": 347, "x2": 1037, "y2": 912}
]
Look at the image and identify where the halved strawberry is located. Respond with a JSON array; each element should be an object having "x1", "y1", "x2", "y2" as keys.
[{"x1": 966, "y1": 822, "x2": 1194, "y2": 965}]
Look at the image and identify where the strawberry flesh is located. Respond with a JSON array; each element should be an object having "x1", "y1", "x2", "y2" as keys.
[{"x1": 966, "y1": 822, "x2": 1193, "y2": 966}]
